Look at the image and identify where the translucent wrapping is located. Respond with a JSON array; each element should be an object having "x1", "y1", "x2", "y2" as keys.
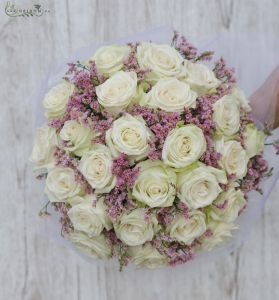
[{"x1": 32, "y1": 27, "x2": 279, "y2": 268}]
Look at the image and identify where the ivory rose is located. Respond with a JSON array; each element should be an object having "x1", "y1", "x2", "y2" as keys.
[
  {"x1": 43, "y1": 81, "x2": 74, "y2": 119},
  {"x1": 68, "y1": 197, "x2": 112, "y2": 236},
  {"x1": 137, "y1": 42, "x2": 184, "y2": 82},
  {"x1": 146, "y1": 77, "x2": 197, "y2": 112},
  {"x1": 29, "y1": 124, "x2": 58, "y2": 170},
  {"x1": 209, "y1": 188, "x2": 246, "y2": 223},
  {"x1": 90, "y1": 44, "x2": 130, "y2": 76},
  {"x1": 114, "y1": 209, "x2": 158, "y2": 246},
  {"x1": 106, "y1": 114, "x2": 151, "y2": 161},
  {"x1": 213, "y1": 94, "x2": 240, "y2": 136},
  {"x1": 45, "y1": 166, "x2": 81, "y2": 202},
  {"x1": 243, "y1": 123, "x2": 265, "y2": 158},
  {"x1": 162, "y1": 125, "x2": 206, "y2": 168},
  {"x1": 78, "y1": 144, "x2": 116, "y2": 193},
  {"x1": 60, "y1": 120, "x2": 94, "y2": 156},
  {"x1": 177, "y1": 163, "x2": 227, "y2": 209},
  {"x1": 183, "y1": 60, "x2": 220, "y2": 95},
  {"x1": 129, "y1": 243, "x2": 167, "y2": 269},
  {"x1": 132, "y1": 160, "x2": 176, "y2": 208},
  {"x1": 69, "y1": 231, "x2": 112, "y2": 259},
  {"x1": 96, "y1": 71, "x2": 137, "y2": 114},
  {"x1": 197, "y1": 221, "x2": 238, "y2": 251},
  {"x1": 216, "y1": 139, "x2": 248, "y2": 179},
  {"x1": 167, "y1": 210, "x2": 206, "y2": 245}
]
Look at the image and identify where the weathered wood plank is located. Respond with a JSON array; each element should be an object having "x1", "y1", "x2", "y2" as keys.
[{"x1": 0, "y1": 0, "x2": 279, "y2": 299}]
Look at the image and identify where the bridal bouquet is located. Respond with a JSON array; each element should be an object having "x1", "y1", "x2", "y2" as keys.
[{"x1": 30, "y1": 32, "x2": 278, "y2": 270}]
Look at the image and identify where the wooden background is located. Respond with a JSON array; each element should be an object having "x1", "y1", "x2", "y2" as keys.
[{"x1": 1, "y1": 0, "x2": 279, "y2": 299}]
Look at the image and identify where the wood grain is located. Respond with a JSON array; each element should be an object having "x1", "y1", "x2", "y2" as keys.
[{"x1": 0, "y1": 0, "x2": 279, "y2": 299}]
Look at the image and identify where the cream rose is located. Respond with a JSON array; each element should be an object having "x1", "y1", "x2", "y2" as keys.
[
  {"x1": 43, "y1": 81, "x2": 74, "y2": 119},
  {"x1": 60, "y1": 120, "x2": 94, "y2": 156},
  {"x1": 231, "y1": 87, "x2": 251, "y2": 113},
  {"x1": 243, "y1": 123, "x2": 265, "y2": 158},
  {"x1": 29, "y1": 124, "x2": 58, "y2": 170},
  {"x1": 78, "y1": 144, "x2": 116, "y2": 193},
  {"x1": 132, "y1": 160, "x2": 176, "y2": 208},
  {"x1": 68, "y1": 197, "x2": 112, "y2": 236},
  {"x1": 213, "y1": 95, "x2": 240, "y2": 136},
  {"x1": 217, "y1": 140, "x2": 248, "y2": 179},
  {"x1": 146, "y1": 77, "x2": 197, "y2": 112},
  {"x1": 167, "y1": 210, "x2": 206, "y2": 245},
  {"x1": 96, "y1": 71, "x2": 137, "y2": 115},
  {"x1": 177, "y1": 164, "x2": 227, "y2": 209},
  {"x1": 183, "y1": 60, "x2": 220, "y2": 95},
  {"x1": 197, "y1": 221, "x2": 238, "y2": 251},
  {"x1": 129, "y1": 243, "x2": 167, "y2": 269},
  {"x1": 209, "y1": 188, "x2": 246, "y2": 223},
  {"x1": 114, "y1": 209, "x2": 158, "y2": 246},
  {"x1": 67, "y1": 194, "x2": 96, "y2": 206},
  {"x1": 162, "y1": 125, "x2": 206, "y2": 168},
  {"x1": 45, "y1": 166, "x2": 81, "y2": 202},
  {"x1": 106, "y1": 114, "x2": 151, "y2": 161},
  {"x1": 89, "y1": 45, "x2": 130, "y2": 76},
  {"x1": 69, "y1": 231, "x2": 112, "y2": 259},
  {"x1": 137, "y1": 42, "x2": 184, "y2": 83}
]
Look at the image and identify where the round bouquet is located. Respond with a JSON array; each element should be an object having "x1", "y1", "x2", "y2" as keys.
[{"x1": 30, "y1": 31, "x2": 279, "y2": 270}]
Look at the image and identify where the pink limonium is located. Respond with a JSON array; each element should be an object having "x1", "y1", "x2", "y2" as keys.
[
  {"x1": 123, "y1": 43, "x2": 150, "y2": 80},
  {"x1": 172, "y1": 31, "x2": 197, "y2": 60},
  {"x1": 213, "y1": 57, "x2": 237, "y2": 96},
  {"x1": 176, "y1": 201, "x2": 190, "y2": 219},
  {"x1": 53, "y1": 203, "x2": 73, "y2": 236},
  {"x1": 240, "y1": 154, "x2": 269, "y2": 194},
  {"x1": 54, "y1": 147, "x2": 93, "y2": 194},
  {"x1": 157, "y1": 207, "x2": 175, "y2": 225},
  {"x1": 105, "y1": 154, "x2": 139, "y2": 221},
  {"x1": 129, "y1": 104, "x2": 158, "y2": 126},
  {"x1": 153, "y1": 237, "x2": 194, "y2": 267},
  {"x1": 111, "y1": 153, "x2": 140, "y2": 188},
  {"x1": 105, "y1": 187, "x2": 134, "y2": 222},
  {"x1": 214, "y1": 199, "x2": 228, "y2": 210},
  {"x1": 148, "y1": 111, "x2": 181, "y2": 159},
  {"x1": 184, "y1": 100, "x2": 222, "y2": 167}
]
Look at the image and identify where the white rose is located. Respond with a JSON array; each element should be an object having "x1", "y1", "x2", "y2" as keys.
[
  {"x1": 129, "y1": 243, "x2": 167, "y2": 269},
  {"x1": 132, "y1": 160, "x2": 176, "y2": 208},
  {"x1": 213, "y1": 95, "x2": 240, "y2": 136},
  {"x1": 183, "y1": 60, "x2": 220, "y2": 95},
  {"x1": 197, "y1": 221, "x2": 238, "y2": 251},
  {"x1": 89, "y1": 45, "x2": 130, "y2": 76},
  {"x1": 137, "y1": 42, "x2": 184, "y2": 83},
  {"x1": 162, "y1": 125, "x2": 206, "y2": 168},
  {"x1": 78, "y1": 144, "x2": 116, "y2": 193},
  {"x1": 68, "y1": 197, "x2": 112, "y2": 236},
  {"x1": 217, "y1": 140, "x2": 248, "y2": 179},
  {"x1": 67, "y1": 194, "x2": 96, "y2": 206},
  {"x1": 29, "y1": 124, "x2": 58, "y2": 170},
  {"x1": 106, "y1": 114, "x2": 151, "y2": 161},
  {"x1": 69, "y1": 231, "x2": 112, "y2": 259},
  {"x1": 243, "y1": 123, "x2": 265, "y2": 158},
  {"x1": 167, "y1": 210, "x2": 206, "y2": 245},
  {"x1": 146, "y1": 77, "x2": 197, "y2": 112},
  {"x1": 60, "y1": 120, "x2": 94, "y2": 156},
  {"x1": 45, "y1": 166, "x2": 81, "y2": 202},
  {"x1": 177, "y1": 163, "x2": 227, "y2": 209},
  {"x1": 114, "y1": 209, "x2": 158, "y2": 246},
  {"x1": 209, "y1": 188, "x2": 246, "y2": 223},
  {"x1": 43, "y1": 81, "x2": 74, "y2": 119},
  {"x1": 231, "y1": 87, "x2": 251, "y2": 113},
  {"x1": 96, "y1": 71, "x2": 137, "y2": 115}
]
